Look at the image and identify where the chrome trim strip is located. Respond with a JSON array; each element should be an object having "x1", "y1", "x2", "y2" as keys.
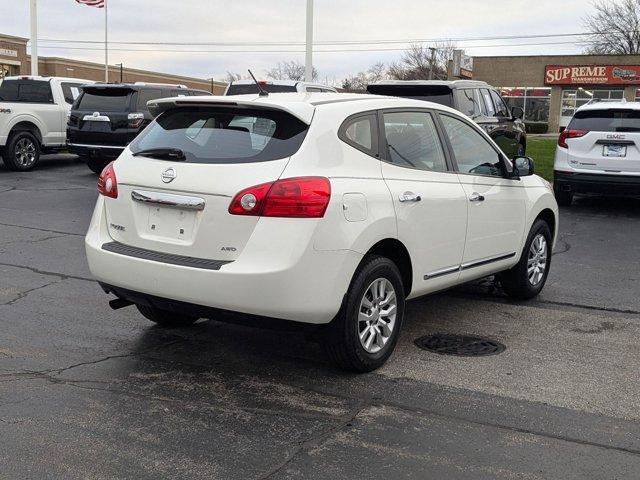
[
  {"x1": 102, "y1": 242, "x2": 231, "y2": 271},
  {"x1": 68, "y1": 143, "x2": 125, "y2": 150},
  {"x1": 461, "y1": 252, "x2": 516, "y2": 271},
  {"x1": 131, "y1": 190, "x2": 205, "y2": 211},
  {"x1": 423, "y1": 265, "x2": 460, "y2": 280}
]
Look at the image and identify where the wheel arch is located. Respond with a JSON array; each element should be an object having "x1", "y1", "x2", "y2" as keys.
[
  {"x1": 9, "y1": 120, "x2": 43, "y2": 145},
  {"x1": 364, "y1": 238, "x2": 413, "y2": 297}
]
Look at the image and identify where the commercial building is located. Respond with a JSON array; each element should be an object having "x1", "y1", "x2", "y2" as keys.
[
  {"x1": 471, "y1": 54, "x2": 640, "y2": 133},
  {"x1": 0, "y1": 33, "x2": 226, "y2": 94}
]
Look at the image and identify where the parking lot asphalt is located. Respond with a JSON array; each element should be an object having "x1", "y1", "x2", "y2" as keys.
[{"x1": 1, "y1": 155, "x2": 640, "y2": 479}]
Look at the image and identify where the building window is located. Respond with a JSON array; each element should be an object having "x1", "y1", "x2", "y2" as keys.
[
  {"x1": 636, "y1": 89, "x2": 640, "y2": 102},
  {"x1": 500, "y1": 87, "x2": 551, "y2": 124},
  {"x1": 561, "y1": 88, "x2": 624, "y2": 119}
]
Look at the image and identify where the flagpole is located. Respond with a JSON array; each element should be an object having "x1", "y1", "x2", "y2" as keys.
[
  {"x1": 104, "y1": 0, "x2": 108, "y2": 82},
  {"x1": 30, "y1": 0, "x2": 38, "y2": 76}
]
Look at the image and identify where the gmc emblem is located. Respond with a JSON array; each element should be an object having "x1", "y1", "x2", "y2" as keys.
[{"x1": 607, "y1": 134, "x2": 626, "y2": 140}]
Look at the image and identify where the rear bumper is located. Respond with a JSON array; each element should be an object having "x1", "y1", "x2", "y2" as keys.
[
  {"x1": 68, "y1": 142, "x2": 124, "y2": 158},
  {"x1": 554, "y1": 170, "x2": 640, "y2": 196},
  {"x1": 85, "y1": 197, "x2": 362, "y2": 324}
]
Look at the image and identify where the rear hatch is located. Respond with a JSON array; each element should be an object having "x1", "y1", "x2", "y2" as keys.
[
  {"x1": 366, "y1": 83, "x2": 454, "y2": 108},
  {"x1": 104, "y1": 102, "x2": 310, "y2": 261},
  {"x1": 565, "y1": 108, "x2": 640, "y2": 173},
  {"x1": 69, "y1": 85, "x2": 136, "y2": 146}
]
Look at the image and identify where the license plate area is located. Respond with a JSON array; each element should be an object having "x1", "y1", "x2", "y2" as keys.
[
  {"x1": 603, "y1": 144, "x2": 627, "y2": 158},
  {"x1": 84, "y1": 120, "x2": 111, "y2": 132},
  {"x1": 146, "y1": 206, "x2": 196, "y2": 241}
]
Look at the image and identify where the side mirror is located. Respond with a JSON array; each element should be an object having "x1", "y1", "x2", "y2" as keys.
[
  {"x1": 511, "y1": 106, "x2": 524, "y2": 120},
  {"x1": 513, "y1": 156, "x2": 535, "y2": 176}
]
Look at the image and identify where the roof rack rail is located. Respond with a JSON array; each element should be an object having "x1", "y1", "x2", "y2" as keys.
[
  {"x1": 133, "y1": 82, "x2": 188, "y2": 89},
  {"x1": 586, "y1": 98, "x2": 627, "y2": 105}
]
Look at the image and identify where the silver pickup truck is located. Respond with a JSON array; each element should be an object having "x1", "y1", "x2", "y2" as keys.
[{"x1": 0, "y1": 76, "x2": 93, "y2": 171}]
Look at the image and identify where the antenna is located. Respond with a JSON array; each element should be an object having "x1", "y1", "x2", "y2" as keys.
[{"x1": 247, "y1": 69, "x2": 268, "y2": 97}]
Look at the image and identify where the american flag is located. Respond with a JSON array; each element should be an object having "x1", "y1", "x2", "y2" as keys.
[{"x1": 76, "y1": 0, "x2": 105, "y2": 8}]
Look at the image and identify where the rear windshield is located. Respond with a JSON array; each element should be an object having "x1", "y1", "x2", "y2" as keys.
[
  {"x1": 0, "y1": 79, "x2": 53, "y2": 103},
  {"x1": 129, "y1": 107, "x2": 309, "y2": 164},
  {"x1": 226, "y1": 84, "x2": 297, "y2": 95},
  {"x1": 77, "y1": 89, "x2": 133, "y2": 111},
  {"x1": 366, "y1": 84, "x2": 453, "y2": 107},
  {"x1": 569, "y1": 109, "x2": 640, "y2": 132}
]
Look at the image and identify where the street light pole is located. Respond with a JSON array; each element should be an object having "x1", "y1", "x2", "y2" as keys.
[
  {"x1": 29, "y1": 0, "x2": 38, "y2": 76},
  {"x1": 428, "y1": 47, "x2": 437, "y2": 80},
  {"x1": 304, "y1": 0, "x2": 314, "y2": 82},
  {"x1": 115, "y1": 63, "x2": 123, "y2": 83}
]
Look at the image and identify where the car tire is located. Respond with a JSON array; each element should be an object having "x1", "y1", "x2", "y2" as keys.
[
  {"x1": 87, "y1": 157, "x2": 110, "y2": 175},
  {"x1": 498, "y1": 219, "x2": 552, "y2": 300},
  {"x1": 2, "y1": 131, "x2": 40, "y2": 171},
  {"x1": 324, "y1": 255, "x2": 405, "y2": 373},
  {"x1": 136, "y1": 304, "x2": 199, "y2": 328},
  {"x1": 553, "y1": 183, "x2": 573, "y2": 207}
]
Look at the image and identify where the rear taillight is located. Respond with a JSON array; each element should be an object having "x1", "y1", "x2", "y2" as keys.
[
  {"x1": 229, "y1": 177, "x2": 331, "y2": 218},
  {"x1": 558, "y1": 129, "x2": 588, "y2": 148},
  {"x1": 127, "y1": 112, "x2": 144, "y2": 129},
  {"x1": 97, "y1": 162, "x2": 118, "y2": 199}
]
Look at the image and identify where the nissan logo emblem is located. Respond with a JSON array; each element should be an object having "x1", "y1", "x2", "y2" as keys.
[{"x1": 161, "y1": 167, "x2": 177, "y2": 183}]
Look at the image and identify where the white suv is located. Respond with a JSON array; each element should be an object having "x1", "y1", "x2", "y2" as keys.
[
  {"x1": 86, "y1": 93, "x2": 558, "y2": 371},
  {"x1": 225, "y1": 79, "x2": 337, "y2": 95},
  {"x1": 554, "y1": 100, "x2": 640, "y2": 206}
]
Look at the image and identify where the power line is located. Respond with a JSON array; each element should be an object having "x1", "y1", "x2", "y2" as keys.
[
  {"x1": 36, "y1": 31, "x2": 600, "y2": 47},
  {"x1": 34, "y1": 39, "x2": 602, "y2": 54}
]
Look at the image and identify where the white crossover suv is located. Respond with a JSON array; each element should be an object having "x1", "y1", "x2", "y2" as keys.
[
  {"x1": 85, "y1": 93, "x2": 558, "y2": 372},
  {"x1": 554, "y1": 100, "x2": 640, "y2": 206}
]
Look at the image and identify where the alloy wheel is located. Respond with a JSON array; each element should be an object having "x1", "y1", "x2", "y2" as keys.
[
  {"x1": 358, "y1": 278, "x2": 397, "y2": 354},
  {"x1": 14, "y1": 138, "x2": 37, "y2": 168},
  {"x1": 527, "y1": 234, "x2": 548, "y2": 286}
]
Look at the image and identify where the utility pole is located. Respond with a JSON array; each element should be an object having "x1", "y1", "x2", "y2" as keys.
[
  {"x1": 208, "y1": 78, "x2": 214, "y2": 94},
  {"x1": 115, "y1": 63, "x2": 123, "y2": 83},
  {"x1": 428, "y1": 47, "x2": 437, "y2": 80},
  {"x1": 304, "y1": 0, "x2": 314, "y2": 82},
  {"x1": 30, "y1": 0, "x2": 38, "y2": 76}
]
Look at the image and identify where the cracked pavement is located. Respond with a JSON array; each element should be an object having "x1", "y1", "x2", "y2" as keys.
[{"x1": 1, "y1": 155, "x2": 640, "y2": 479}]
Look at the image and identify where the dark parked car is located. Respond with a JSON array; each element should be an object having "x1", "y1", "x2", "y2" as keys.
[
  {"x1": 367, "y1": 80, "x2": 527, "y2": 158},
  {"x1": 67, "y1": 83, "x2": 211, "y2": 173}
]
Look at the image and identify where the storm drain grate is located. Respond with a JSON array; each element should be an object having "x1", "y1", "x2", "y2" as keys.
[{"x1": 415, "y1": 334, "x2": 506, "y2": 357}]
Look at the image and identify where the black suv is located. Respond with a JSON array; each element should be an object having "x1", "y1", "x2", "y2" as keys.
[
  {"x1": 367, "y1": 80, "x2": 527, "y2": 158},
  {"x1": 67, "y1": 83, "x2": 211, "y2": 173}
]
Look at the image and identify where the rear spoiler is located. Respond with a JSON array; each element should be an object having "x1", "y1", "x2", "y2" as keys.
[{"x1": 147, "y1": 96, "x2": 315, "y2": 124}]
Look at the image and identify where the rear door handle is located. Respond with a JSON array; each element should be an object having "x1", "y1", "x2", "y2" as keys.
[
  {"x1": 399, "y1": 192, "x2": 421, "y2": 203},
  {"x1": 469, "y1": 192, "x2": 485, "y2": 203}
]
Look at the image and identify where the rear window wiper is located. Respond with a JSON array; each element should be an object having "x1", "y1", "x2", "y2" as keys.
[{"x1": 131, "y1": 148, "x2": 186, "y2": 161}]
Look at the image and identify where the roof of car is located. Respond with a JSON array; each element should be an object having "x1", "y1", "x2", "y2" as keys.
[
  {"x1": 577, "y1": 100, "x2": 640, "y2": 112},
  {"x1": 369, "y1": 80, "x2": 489, "y2": 89},
  {"x1": 1, "y1": 75, "x2": 94, "y2": 83},
  {"x1": 83, "y1": 82, "x2": 191, "y2": 90},
  {"x1": 147, "y1": 92, "x2": 460, "y2": 124},
  {"x1": 229, "y1": 79, "x2": 335, "y2": 89}
]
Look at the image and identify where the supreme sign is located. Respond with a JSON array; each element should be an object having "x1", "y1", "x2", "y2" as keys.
[
  {"x1": 545, "y1": 65, "x2": 640, "y2": 85},
  {"x1": 544, "y1": 65, "x2": 640, "y2": 85}
]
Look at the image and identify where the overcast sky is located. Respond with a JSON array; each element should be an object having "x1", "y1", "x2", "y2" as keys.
[{"x1": 1, "y1": 0, "x2": 598, "y2": 83}]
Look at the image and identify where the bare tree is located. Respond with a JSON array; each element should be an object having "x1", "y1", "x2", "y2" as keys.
[
  {"x1": 583, "y1": 0, "x2": 640, "y2": 54},
  {"x1": 341, "y1": 62, "x2": 387, "y2": 91},
  {"x1": 387, "y1": 42, "x2": 456, "y2": 81},
  {"x1": 221, "y1": 71, "x2": 244, "y2": 83},
  {"x1": 265, "y1": 60, "x2": 318, "y2": 81}
]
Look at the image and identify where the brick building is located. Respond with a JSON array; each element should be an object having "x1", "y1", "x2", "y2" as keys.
[
  {"x1": 0, "y1": 33, "x2": 226, "y2": 94},
  {"x1": 470, "y1": 54, "x2": 640, "y2": 133}
]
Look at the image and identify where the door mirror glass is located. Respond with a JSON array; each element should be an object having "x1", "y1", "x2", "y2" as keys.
[
  {"x1": 513, "y1": 156, "x2": 535, "y2": 176},
  {"x1": 511, "y1": 106, "x2": 524, "y2": 120}
]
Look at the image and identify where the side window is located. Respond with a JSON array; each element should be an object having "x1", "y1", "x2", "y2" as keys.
[
  {"x1": 61, "y1": 82, "x2": 83, "y2": 105},
  {"x1": 382, "y1": 111, "x2": 447, "y2": 172},
  {"x1": 480, "y1": 89, "x2": 495, "y2": 117},
  {"x1": 474, "y1": 89, "x2": 488, "y2": 116},
  {"x1": 136, "y1": 88, "x2": 163, "y2": 110},
  {"x1": 455, "y1": 89, "x2": 482, "y2": 118},
  {"x1": 171, "y1": 89, "x2": 188, "y2": 97},
  {"x1": 490, "y1": 90, "x2": 509, "y2": 117},
  {"x1": 339, "y1": 114, "x2": 376, "y2": 155},
  {"x1": 440, "y1": 114, "x2": 503, "y2": 177},
  {"x1": 306, "y1": 87, "x2": 323, "y2": 92}
]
